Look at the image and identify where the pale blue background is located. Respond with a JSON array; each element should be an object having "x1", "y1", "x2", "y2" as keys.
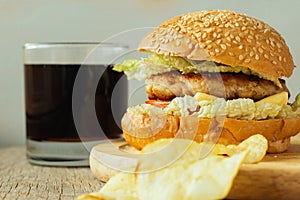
[{"x1": 0, "y1": 0, "x2": 299, "y2": 145}]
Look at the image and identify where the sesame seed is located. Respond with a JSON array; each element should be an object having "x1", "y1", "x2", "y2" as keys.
[
  {"x1": 202, "y1": 32, "x2": 207, "y2": 39},
  {"x1": 221, "y1": 44, "x2": 227, "y2": 50},
  {"x1": 264, "y1": 28, "x2": 269, "y2": 34},
  {"x1": 250, "y1": 51, "x2": 254, "y2": 57},
  {"x1": 199, "y1": 43, "x2": 206, "y2": 48},
  {"x1": 270, "y1": 52, "x2": 274, "y2": 57},
  {"x1": 258, "y1": 48, "x2": 263, "y2": 53},
  {"x1": 230, "y1": 34, "x2": 234, "y2": 39},
  {"x1": 270, "y1": 41, "x2": 275, "y2": 47},
  {"x1": 235, "y1": 22, "x2": 239, "y2": 27},
  {"x1": 213, "y1": 32, "x2": 217, "y2": 38},
  {"x1": 206, "y1": 28, "x2": 213, "y2": 33},
  {"x1": 215, "y1": 48, "x2": 220, "y2": 53},
  {"x1": 170, "y1": 30, "x2": 174, "y2": 36},
  {"x1": 272, "y1": 60, "x2": 277, "y2": 65},
  {"x1": 177, "y1": 34, "x2": 183, "y2": 39},
  {"x1": 245, "y1": 58, "x2": 251, "y2": 63},
  {"x1": 276, "y1": 42, "x2": 282, "y2": 48},
  {"x1": 279, "y1": 56, "x2": 282, "y2": 61},
  {"x1": 257, "y1": 23, "x2": 263, "y2": 29},
  {"x1": 241, "y1": 26, "x2": 247, "y2": 31},
  {"x1": 264, "y1": 54, "x2": 269, "y2": 59},
  {"x1": 229, "y1": 52, "x2": 235, "y2": 56},
  {"x1": 235, "y1": 36, "x2": 241, "y2": 42},
  {"x1": 247, "y1": 38, "x2": 252, "y2": 43},
  {"x1": 206, "y1": 40, "x2": 212, "y2": 44},
  {"x1": 239, "y1": 55, "x2": 244, "y2": 60},
  {"x1": 283, "y1": 57, "x2": 287, "y2": 62},
  {"x1": 209, "y1": 51, "x2": 215, "y2": 56},
  {"x1": 245, "y1": 46, "x2": 249, "y2": 52},
  {"x1": 226, "y1": 43, "x2": 231, "y2": 47},
  {"x1": 207, "y1": 45, "x2": 212, "y2": 49},
  {"x1": 238, "y1": 45, "x2": 243, "y2": 49},
  {"x1": 255, "y1": 54, "x2": 260, "y2": 60},
  {"x1": 204, "y1": 21, "x2": 210, "y2": 27}
]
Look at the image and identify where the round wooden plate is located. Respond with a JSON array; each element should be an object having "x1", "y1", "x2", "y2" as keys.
[{"x1": 90, "y1": 135, "x2": 300, "y2": 199}]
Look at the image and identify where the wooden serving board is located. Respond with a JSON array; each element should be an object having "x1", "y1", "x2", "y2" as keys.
[{"x1": 90, "y1": 135, "x2": 300, "y2": 199}]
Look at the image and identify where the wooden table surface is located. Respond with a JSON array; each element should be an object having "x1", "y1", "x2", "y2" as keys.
[
  {"x1": 2, "y1": 135, "x2": 300, "y2": 200},
  {"x1": 0, "y1": 146, "x2": 104, "y2": 200}
]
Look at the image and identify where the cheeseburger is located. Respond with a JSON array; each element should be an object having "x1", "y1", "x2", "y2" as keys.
[{"x1": 114, "y1": 10, "x2": 300, "y2": 153}]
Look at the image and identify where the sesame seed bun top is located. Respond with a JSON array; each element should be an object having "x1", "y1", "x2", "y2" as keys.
[{"x1": 138, "y1": 10, "x2": 294, "y2": 79}]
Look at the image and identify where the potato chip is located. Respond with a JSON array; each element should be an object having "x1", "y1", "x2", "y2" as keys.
[
  {"x1": 203, "y1": 134, "x2": 268, "y2": 164},
  {"x1": 225, "y1": 134, "x2": 268, "y2": 163},
  {"x1": 77, "y1": 173, "x2": 138, "y2": 200},
  {"x1": 138, "y1": 139, "x2": 201, "y2": 172},
  {"x1": 137, "y1": 151, "x2": 246, "y2": 200},
  {"x1": 78, "y1": 135, "x2": 268, "y2": 200}
]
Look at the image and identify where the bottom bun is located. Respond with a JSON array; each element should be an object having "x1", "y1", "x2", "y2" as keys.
[{"x1": 122, "y1": 112, "x2": 300, "y2": 153}]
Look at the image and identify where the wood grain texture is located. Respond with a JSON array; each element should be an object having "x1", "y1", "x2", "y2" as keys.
[
  {"x1": 228, "y1": 134, "x2": 300, "y2": 200},
  {"x1": 0, "y1": 147, "x2": 104, "y2": 200}
]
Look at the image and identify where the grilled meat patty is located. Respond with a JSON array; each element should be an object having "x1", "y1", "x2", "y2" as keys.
[{"x1": 145, "y1": 71, "x2": 289, "y2": 101}]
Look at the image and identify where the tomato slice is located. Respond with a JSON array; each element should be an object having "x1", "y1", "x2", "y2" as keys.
[{"x1": 145, "y1": 99, "x2": 170, "y2": 108}]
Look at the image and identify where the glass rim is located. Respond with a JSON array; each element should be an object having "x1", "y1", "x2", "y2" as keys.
[
  {"x1": 23, "y1": 42, "x2": 129, "y2": 50},
  {"x1": 23, "y1": 42, "x2": 129, "y2": 64}
]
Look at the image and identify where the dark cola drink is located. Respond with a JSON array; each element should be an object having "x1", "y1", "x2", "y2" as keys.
[
  {"x1": 24, "y1": 43, "x2": 128, "y2": 166},
  {"x1": 25, "y1": 64, "x2": 127, "y2": 141}
]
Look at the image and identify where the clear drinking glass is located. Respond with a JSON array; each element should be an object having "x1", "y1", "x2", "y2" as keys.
[{"x1": 24, "y1": 42, "x2": 128, "y2": 166}]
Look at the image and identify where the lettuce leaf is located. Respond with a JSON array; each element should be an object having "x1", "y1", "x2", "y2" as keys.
[
  {"x1": 113, "y1": 54, "x2": 191, "y2": 80},
  {"x1": 113, "y1": 53, "x2": 281, "y2": 87}
]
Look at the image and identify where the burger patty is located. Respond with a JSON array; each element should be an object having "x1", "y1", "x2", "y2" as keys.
[{"x1": 145, "y1": 72, "x2": 289, "y2": 101}]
